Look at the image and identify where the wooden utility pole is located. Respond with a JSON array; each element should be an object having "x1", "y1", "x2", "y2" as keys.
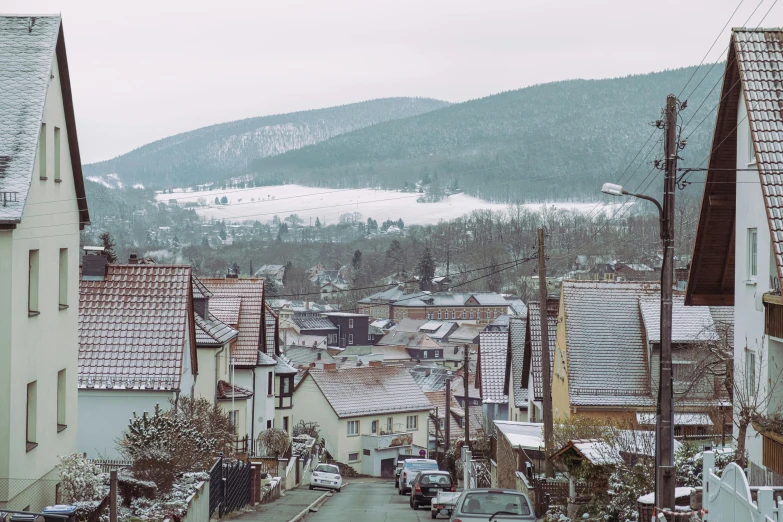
[
  {"x1": 537, "y1": 227, "x2": 554, "y2": 478},
  {"x1": 445, "y1": 378, "x2": 452, "y2": 451},
  {"x1": 656, "y1": 94, "x2": 678, "y2": 512},
  {"x1": 110, "y1": 470, "x2": 118, "y2": 522},
  {"x1": 463, "y1": 345, "x2": 470, "y2": 445}
]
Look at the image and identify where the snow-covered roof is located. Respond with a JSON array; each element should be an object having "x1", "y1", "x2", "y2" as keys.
[
  {"x1": 639, "y1": 295, "x2": 719, "y2": 343},
  {"x1": 494, "y1": 421, "x2": 543, "y2": 450},
  {"x1": 636, "y1": 412, "x2": 713, "y2": 426},
  {"x1": 478, "y1": 331, "x2": 508, "y2": 404}
]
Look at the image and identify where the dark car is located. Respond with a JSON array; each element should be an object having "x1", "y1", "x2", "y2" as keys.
[{"x1": 409, "y1": 470, "x2": 454, "y2": 510}]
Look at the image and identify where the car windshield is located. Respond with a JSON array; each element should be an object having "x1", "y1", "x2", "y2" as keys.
[
  {"x1": 421, "y1": 474, "x2": 451, "y2": 485},
  {"x1": 406, "y1": 462, "x2": 439, "y2": 471},
  {"x1": 461, "y1": 492, "x2": 531, "y2": 516},
  {"x1": 315, "y1": 465, "x2": 340, "y2": 475}
]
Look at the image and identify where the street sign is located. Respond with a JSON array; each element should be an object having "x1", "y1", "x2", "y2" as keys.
[{"x1": 419, "y1": 449, "x2": 426, "y2": 457}]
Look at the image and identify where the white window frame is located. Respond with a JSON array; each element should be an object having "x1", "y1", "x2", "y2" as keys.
[
  {"x1": 349, "y1": 319, "x2": 354, "y2": 329},
  {"x1": 371, "y1": 420, "x2": 378, "y2": 434},
  {"x1": 387, "y1": 417, "x2": 394, "y2": 433},
  {"x1": 348, "y1": 452, "x2": 359, "y2": 462},
  {"x1": 749, "y1": 125, "x2": 756, "y2": 164},
  {"x1": 406, "y1": 415, "x2": 418, "y2": 430},
  {"x1": 348, "y1": 334, "x2": 354, "y2": 345},
  {"x1": 347, "y1": 420, "x2": 359, "y2": 436},
  {"x1": 452, "y1": 310, "x2": 456, "y2": 319},
  {"x1": 748, "y1": 228, "x2": 758, "y2": 281},
  {"x1": 438, "y1": 310, "x2": 442, "y2": 319},
  {"x1": 435, "y1": 350, "x2": 440, "y2": 358}
]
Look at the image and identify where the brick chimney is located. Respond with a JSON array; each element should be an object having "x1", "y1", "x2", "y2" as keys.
[
  {"x1": 368, "y1": 361, "x2": 383, "y2": 367},
  {"x1": 128, "y1": 253, "x2": 139, "y2": 264}
]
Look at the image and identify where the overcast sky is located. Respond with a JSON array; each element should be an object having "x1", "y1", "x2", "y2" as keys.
[{"x1": 7, "y1": 0, "x2": 779, "y2": 163}]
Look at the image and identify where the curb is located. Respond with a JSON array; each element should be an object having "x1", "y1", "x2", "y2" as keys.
[{"x1": 287, "y1": 491, "x2": 330, "y2": 522}]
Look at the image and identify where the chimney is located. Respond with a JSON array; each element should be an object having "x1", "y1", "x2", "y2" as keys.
[
  {"x1": 82, "y1": 246, "x2": 108, "y2": 281},
  {"x1": 316, "y1": 352, "x2": 322, "y2": 360},
  {"x1": 321, "y1": 363, "x2": 337, "y2": 371},
  {"x1": 368, "y1": 360, "x2": 383, "y2": 367},
  {"x1": 128, "y1": 253, "x2": 139, "y2": 264},
  {"x1": 306, "y1": 299, "x2": 310, "y2": 311},
  {"x1": 425, "y1": 369, "x2": 431, "y2": 377},
  {"x1": 194, "y1": 297, "x2": 208, "y2": 319}
]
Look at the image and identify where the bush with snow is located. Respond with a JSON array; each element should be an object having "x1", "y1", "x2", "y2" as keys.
[{"x1": 57, "y1": 454, "x2": 105, "y2": 503}]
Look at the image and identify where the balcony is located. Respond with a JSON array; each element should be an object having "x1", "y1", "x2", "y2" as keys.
[
  {"x1": 362, "y1": 432, "x2": 413, "y2": 451},
  {"x1": 764, "y1": 294, "x2": 783, "y2": 339}
]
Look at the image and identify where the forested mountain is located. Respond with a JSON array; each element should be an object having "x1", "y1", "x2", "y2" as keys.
[
  {"x1": 250, "y1": 65, "x2": 724, "y2": 203},
  {"x1": 83, "y1": 97, "x2": 450, "y2": 189}
]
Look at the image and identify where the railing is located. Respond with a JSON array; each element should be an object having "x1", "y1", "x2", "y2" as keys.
[
  {"x1": 208, "y1": 455, "x2": 252, "y2": 517},
  {"x1": 764, "y1": 294, "x2": 783, "y2": 339},
  {"x1": 87, "y1": 459, "x2": 133, "y2": 473}
]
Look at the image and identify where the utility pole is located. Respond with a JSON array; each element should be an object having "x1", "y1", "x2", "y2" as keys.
[
  {"x1": 445, "y1": 378, "x2": 452, "y2": 452},
  {"x1": 537, "y1": 227, "x2": 554, "y2": 478},
  {"x1": 463, "y1": 345, "x2": 470, "y2": 445},
  {"x1": 656, "y1": 94, "x2": 678, "y2": 513}
]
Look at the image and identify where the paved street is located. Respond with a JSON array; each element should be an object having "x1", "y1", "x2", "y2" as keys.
[
  {"x1": 235, "y1": 487, "x2": 326, "y2": 521},
  {"x1": 304, "y1": 478, "x2": 439, "y2": 522}
]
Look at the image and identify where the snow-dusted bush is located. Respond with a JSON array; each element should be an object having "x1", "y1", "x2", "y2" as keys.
[
  {"x1": 57, "y1": 453, "x2": 104, "y2": 503},
  {"x1": 257, "y1": 428, "x2": 290, "y2": 458},
  {"x1": 676, "y1": 441, "x2": 737, "y2": 487}
]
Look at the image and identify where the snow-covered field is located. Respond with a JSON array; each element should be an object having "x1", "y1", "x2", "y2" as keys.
[{"x1": 156, "y1": 184, "x2": 622, "y2": 225}]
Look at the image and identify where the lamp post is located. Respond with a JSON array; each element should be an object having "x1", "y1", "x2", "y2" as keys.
[{"x1": 599, "y1": 92, "x2": 678, "y2": 514}]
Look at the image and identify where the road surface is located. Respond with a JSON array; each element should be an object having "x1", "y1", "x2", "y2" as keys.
[{"x1": 305, "y1": 478, "x2": 445, "y2": 522}]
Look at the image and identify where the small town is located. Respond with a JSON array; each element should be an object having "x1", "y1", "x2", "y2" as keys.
[{"x1": 1, "y1": 2, "x2": 782, "y2": 522}]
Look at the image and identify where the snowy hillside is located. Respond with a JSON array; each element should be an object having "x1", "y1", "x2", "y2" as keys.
[{"x1": 83, "y1": 97, "x2": 449, "y2": 189}]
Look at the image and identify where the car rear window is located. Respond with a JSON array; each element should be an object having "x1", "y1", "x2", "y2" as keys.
[
  {"x1": 461, "y1": 492, "x2": 531, "y2": 516},
  {"x1": 315, "y1": 465, "x2": 340, "y2": 475},
  {"x1": 420, "y1": 474, "x2": 451, "y2": 485},
  {"x1": 406, "y1": 462, "x2": 439, "y2": 471}
]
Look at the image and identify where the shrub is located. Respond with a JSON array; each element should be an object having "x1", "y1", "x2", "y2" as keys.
[
  {"x1": 57, "y1": 454, "x2": 104, "y2": 503},
  {"x1": 257, "y1": 428, "x2": 290, "y2": 458},
  {"x1": 117, "y1": 470, "x2": 158, "y2": 507}
]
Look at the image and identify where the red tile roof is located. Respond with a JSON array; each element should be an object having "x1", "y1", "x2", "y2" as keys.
[
  {"x1": 265, "y1": 303, "x2": 279, "y2": 356},
  {"x1": 78, "y1": 265, "x2": 196, "y2": 390},
  {"x1": 217, "y1": 380, "x2": 254, "y2": 400},
  {"x1": 200, "y1": 278, "x2": 265, "y2": 366}
]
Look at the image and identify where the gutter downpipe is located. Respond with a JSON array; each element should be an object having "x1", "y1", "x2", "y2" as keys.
[{"x1": 251, "y1": 367, "x2": 256, "y2": 448}]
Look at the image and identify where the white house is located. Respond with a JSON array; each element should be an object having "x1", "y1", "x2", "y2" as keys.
[
  {"x1": 293, "y1": 364, "x2": 433, "y2": 476},
  {"x1": 0, "y1": 15, "x2": 90, "y2": 511},
  {"x1": 200, "y1": 277, "x2": 278, "y2": 447},
  {"x1": 686, "y1": 28, "x2": 782, "y2": 472},
  {"x1": 78, "y1": 261, "x2": 196, "y2": 458}
]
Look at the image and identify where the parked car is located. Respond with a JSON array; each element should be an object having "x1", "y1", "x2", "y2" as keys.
[
  {"x1": 394, "y1": 455, "x2": 419, "y2": 487},
  {"x1": 397, "y1": 459, "x2": 439, "y2": 495},
  {"x1": 309, "y1": 463, "x2": 342, "y2": 492},
  {"x1": 409, "y1": 470, "x2": 454, "y2": 511},
  {"x1": 430, "y1": 488, "x2": 461, "y2": 519},
  {"x1": 449, "y1": 489, "x2": 535, "y2": 520}
]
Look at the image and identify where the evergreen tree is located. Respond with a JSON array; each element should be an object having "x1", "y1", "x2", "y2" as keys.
[
  {"x1": 99, "y1": 232, "x2": 118, "y2": 263},
  {"x1": 352, "y1": 250, "x2": 363, "y2": 270},
  {"x1": 214, "y1": 196, "x2": 220, "y2": 205},
  {"x1": 201, "y1": 235, "x2": 210, "y2": 248},
  {"x1": 220, "y1": 196, "x2": 228, "y2": 205},
  {"x1": 416, "y1": 247, "x2": 435, "y2": 289},
  {"x1": 386, "y1": 240, "x2": 405, "y2": 273},
  {"x1": 315, "y1": 217, "x2": 321, "y2": 228}
]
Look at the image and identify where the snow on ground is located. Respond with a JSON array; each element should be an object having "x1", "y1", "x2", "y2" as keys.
[{"x1": 156, "y1": 184, "x2": 623, "y2": 226}]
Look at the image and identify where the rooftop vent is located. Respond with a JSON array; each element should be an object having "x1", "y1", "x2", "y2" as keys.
[
  {"x1": 226, "y1": 264, "x2": 240, "y2": 278},
  {"x1": 368, "y1": 360, "x2": 383, "y2": 367},
  {"x1": 82, "y1": 247, "x2": 108, "y2": 281},
  {"x1": 128, "y1": 253, "x2": 139, "y2": 264}
]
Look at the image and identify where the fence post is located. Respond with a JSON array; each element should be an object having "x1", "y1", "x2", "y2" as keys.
[
  {"x1": 219, "y1": 452, "x2": 225, "y2": 519},
  {"x1": 110, "y1": 470, "x2": 117, "y2": 522},
  {"x1": 759, "y1": 487, "x2": 774, "y2": 519},
  {"x1": 702, "y1": 451, "x2": 714, "y2": 521}
]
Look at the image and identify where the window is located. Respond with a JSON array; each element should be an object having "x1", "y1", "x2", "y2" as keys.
[
  {"x1": 268, "y1": 371, "x2": 273, "y2": 395},
  {"x1": 746, "y1": 350, "x2": 756, "y2": 394},
  {"x1": 363, "y1": 449, "x2": 371, "y2": 456},
  {"x1": 434, "y1": 350, "x2": 440, "y2": 358},
  {"x1": 438, "y1": 310, "x2": 442, "y2": 319},
  {"x1": 349, "y1": 319, "x2": 354, "y2": 329},
  {"x1": 494, "y1": 310, "x2": 498, "y2": 318},
  {"x1": 348, "y1": 334, "x2": 354, "y2": 345},
  {"x1": 423, "y1": 351, "x2": 428, "y2": 359},
  {"x1": 348, "y1": 452, "x2": 359, "y2": 462},
  {"x1": 281, "y1": 376, "x2": 292, "y2": 396},
  {"x1": 673, "y1": 361, "x2": 694, "y2": 382},
  {"x1": 469, "y1": 311, "x2": 474, "y2": 319},
  {"x1": 54, "y1": 126, "x2": 61, "y2": 181},
  {"x1": 452, "y1": 311, "x2": 456, "y2": 319},
  {"x1": 347, "y1": 420, "x2": 359, "y2": 436},
  {"x1": 427, "y1": 312, "x2": 433, "y2": 319},
  {"x1": 267, "y1": 420, "x2": 272, "y2": 429},
  {"x1": 462, "y1": 310, "x2": 466, "y2": 319},
  {"x1": 27, "y1": 381, "x2": 37, "y2": 451},
  {"x1": 406, "y1": 415, "x2": 418, "y2": 430},
  {"x1": 283, "y1": 416, "x2": 289, "y2": 432},
  {"x1": 39, "y1": 123, "x2": 46, "y2": 179},
  {"x1": 57, "y1": 369, "x2": 66, "y2": 432},
  {"x1": 387, "y1": 417, "x2": 393, "y2": 433},
  {"x1": 28, "y1": 250, "x2": 39, "y2": 316},
  {"x1": 371, "y1": 420, "x2": 378, "y2": 434},
  {"x1": 58, "y1": 248, "x2": 68, "y2": 309},
  {"x1": 368, "y1": 333, "x2": 374, "y2": 341},
  {"x1": 748, "y1": 228, "x2": 758, "y2": 280},
  {"x1": 328, "y1": 333, "x2": 337, "y2": 344},
  {"x1": 749, "y1": 125, "x2": 756, "y2": 163}
]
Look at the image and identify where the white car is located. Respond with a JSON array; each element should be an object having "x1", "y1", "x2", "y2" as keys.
[
  {"x1": 309, "y1": 463, "x2": 343, "y2": 492},
  {"x1": 397, "y1": 458, "x2": 439, "y2": 495}
]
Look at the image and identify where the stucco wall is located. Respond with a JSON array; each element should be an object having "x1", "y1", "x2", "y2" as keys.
[
  {"x1": 735, "y1": 89, "x2": 773, "y2": 465},
  {"x1": 78, "y1": 390, "x2": 175, "y2": 458},
  {"x1": 552, "y1": 292, "x2": 571, "y2": 420},
  {"x1": 0, "y1": 53, "x2": 80, "y2": 483},
  {"x1": 194, "y1": 347, "x2": 218, "y2": 403}
]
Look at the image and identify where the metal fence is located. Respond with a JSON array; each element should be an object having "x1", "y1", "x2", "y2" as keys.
[
  {"x1": 0, "y1": 478, "x2": 59, "y2": 513},
  {"x1": 87, "y1": 459, "x2": 133, "y2": 473},
  {"x1": 749, "y1": 459, "x2": 783, "y2": 487},
  {"x1": 208, "y1": 455, "x2": 251, "y2": 518}
]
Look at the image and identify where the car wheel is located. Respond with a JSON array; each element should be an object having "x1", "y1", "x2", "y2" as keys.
[
  {"x1": 412, "y1": 500, "x2": 419, "y2": 511},
  {"x1": 398, "y1": 487, "x2": 403, "y2": 495},
  {"x1": 337, "y1": 487, "x2": 341, "y2": 493},
  {"x1": 309, "y1": 485, "x2": 313, "y2": 490},
  {"x1": 431, "y1": 511, "x2": 437, "y2": 519},
  {"x1": 394, "y1": 479, "x2": 398, "y2": 488}
]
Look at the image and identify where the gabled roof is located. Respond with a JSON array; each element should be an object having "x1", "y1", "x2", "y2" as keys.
[
  {"x1": 524, "y1": 300, "x2": 557, "y2": 402},
  {"x1": 293, "y1": 314, "x2": 338, "y2": 331},
  {"x1": 494, "y1": 421, "x2": 543, "y2": 450},
  {"x1": 451, "y1": 370, "x2": 481, "y2": 400},
  {"x1": 0, "y1": 15, "x2": 89, "y2": 227},
  {"x1": 194, "y1": 312, "x2": 238, "y2": 347},
  {"x1": 285, "y1": 345, "x2": 335, "y2": 367},
  {"x1": 410, "y1": 366, "x2": 456, "y2": 392},
  {"x1": 78, "y1": 265, "x2": 196, "y2": 389},
  {"x1": 687, "y1": 28, "x2": 783, "y2": 306},
  {"x1": 200, "y1": 278, "x2": 265, "y2": 366},
  {"x1": 504, "y1": 316, "x2": 528, "y2": 408},
  {"x1": 306, "y1": 366, "x2": 433, "y2": 418},
  {"x1": 477, "y1": 331, "x2": 508, "y2": 404},
  {"x1": 192, "y1": 276, "x2": 213, "y2": 299},
  {"x1": 638, "y1": 296, "x2": 719, "y2": 343},
  {"x1": 561, "y1": 281, "x2": 656, "y2": 407},
  {"x1": 264, "y1": 303, "x2": 279, "y2": 356},
  {"x1": 449, "y1": 324, "x2": 483, "y2": 344},
  {"x1": 274, "y1": 355, "x2": 298, "y2": 375}
]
